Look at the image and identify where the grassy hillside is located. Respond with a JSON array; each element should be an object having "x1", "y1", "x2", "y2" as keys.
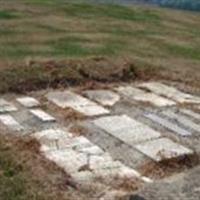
[{"x1": 0, "y1": 0, "x2": 200, "y2": 92}]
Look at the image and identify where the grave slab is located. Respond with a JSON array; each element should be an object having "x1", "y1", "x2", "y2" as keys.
[
  {"x1": 115, "y1": 86, "x2": 175, "y2": 107},
  {"x1": 17, "y1": 97, "x2": 40, "y2": 108},
  {"x1": 0, "y1": 99, "x2": 17, "y2": 113},
  {"x1": 46, "y1": 90, "x2": 109, "y2": 116},
  {"x1": 34, "y1": 128, "x2": 151, "y2": 184},
  {"x1": 30, "y1": 109, "x2": 55, "y2": 122},
  {"x1": 83, "y1": 90, "x2": 120, "y2": 106},
  {"x1": 181, "y1": 109, "x2": 200, "y2": 121},
  {"x1": 93, "y1": 115, "x2": 161, "y2": 145},
  {"x1": 34, "y1": 128, "x2": 72, "y2": 140},
  {"x1": 135, "y1": 138, "x2": 193, "y2": 162},
  {"x1": 0, "y1": 114, "x2": 24, "y2": 131},
  {"x1": 45, "y1": 149, "x2": 88, "y2": 173},
  {"x1": 144, "y1": 113, "x2": 191, "y2": 137},
  {"x1": 163, "y1": 110, "x2": 200, "y2": 133},
  {"x1": 139, "y1": 82, "x2": 200, "y2": 104}
]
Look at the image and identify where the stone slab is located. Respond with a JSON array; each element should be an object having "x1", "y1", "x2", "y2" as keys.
[
  {"x1": 0, "y1": 99, "x2": 17, "y2": 113},
  {"x1": 30, "y1": 109, "x2": 56, "y2": 122},
  {"x1": 45, "y1": 149, "x2": 88, "y2": 173},
  {"x1": 181, "y1": 109, "x2": 200, "y2": 121},
  {"x1": 34, "y1": 128, "x2": 72, "y2": 140},
  {"x1": 115, "y1": 86, "x2": 175, "y2": 107},
  {"x1": 93, "y1": 115, "x2": 161, "y2": 145},
  {"x1": 16, "y1": 97, "x2": 40, "y2": 108},
  {"x1": 34, "y1": 128, "x2": 151, "y2": 184},
  {"x1": 139, "y1": 82, "x2": 200, "y2": 104},
  {"x1": 144, "y1": 113, "x2": 191, "y2": 137},
  {"x1": 135, "y1": 138, "x2": 193, "y2": 162},
  {"x1": 163, "y1": 110, "x2": 200, "y2": 133},
  {"x1": 83, "y1": 90, "x2": 120, "y2": 106},
  {"x1": 46, "y1": 90, "x2": 109, "y2": 116},
  {"x1": 72, "y1": 104, "x2": 110, "y2": 116},
  {"x1": 0, "y1": 114, "x2": 24, "y2": 131}
]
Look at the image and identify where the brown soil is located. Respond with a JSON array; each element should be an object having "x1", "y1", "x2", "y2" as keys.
[{"x1": 138, "y1": 153, "x2": 200, "y2": 180}]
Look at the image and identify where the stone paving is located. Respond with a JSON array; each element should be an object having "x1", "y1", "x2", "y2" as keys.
[{"x1": 0, "y1": 82, "x2": 200, "y2": 198}]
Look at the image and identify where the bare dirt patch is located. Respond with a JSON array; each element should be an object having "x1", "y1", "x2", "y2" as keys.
[{"x1": 138, "y1": 153, "x2": 200, "y2": 180}]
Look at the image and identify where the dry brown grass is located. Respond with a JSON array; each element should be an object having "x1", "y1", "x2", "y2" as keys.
[
  {"x1": 0, "y1": 133, "x2": 89, "y2": 200},
  {"x1": 138, "y1": 153, "x2": 200, "y2": 180}
]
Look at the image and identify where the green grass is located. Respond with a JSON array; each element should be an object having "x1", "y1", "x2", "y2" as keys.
[
  {"x1": 1, "y1": 0, "x2": 199, "y2": 60},
  {"x1": 63, "y1": 3, "x2": 161, "y2": 22},
  {"x1": 0, "y1": 0, "x2": 200, "y2": 88},
  {"x1": 0, "y1": 11, "x2": 19, "y2": 19}
]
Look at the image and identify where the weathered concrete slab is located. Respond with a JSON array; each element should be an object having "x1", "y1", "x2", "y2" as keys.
[
  {"x1": 181, "y1": 109, "x2": 200, "y2": 121},
  {"x1": 0, "y1": 99, "x2": 17, "y2": 113},
  {"x1": 45, "y1": 149, "x2": 88, "y2": 173},
  {"x1": 16, "y1": 97, "x2": 40, "y2": 108},
  {"x1": 34, "y1": 128, "x2": 151, "y2": 184},
  {"x1": 83, "y1": 90, "x2": 120, "y2": 106},
  {"x1": 93, "y1": 115, "x2": 161, "y2": 144},
  {"x1": 135, "y1": 138, "x2": 193, "y2": 162},
  {"x1": 34, "y1": 128, "x2": 71, "y2": 140},
  {"x1": 144, "y1": 113, "x2": 191, "y2": 136},
  {"x1": 46, "y1": 90, "x2": 109, "y2": 116},
  {"x1": 30, "y1": 109, "x2": 56, "y2": 122},
  {"x1": 163, "y1": 110, "x2": 200, "y2": 133},
  {"x1": 0, "y1": 114, "x2": 24, "y2": 131},
  {"x1": 115, "y1": 86, "x2": 175, "y2": 107},
  {"x1": 71, "y1": 104, "x2": 110, "y2": 116},
  {"x1": 139, "y1": 82, "x2": 200, "y2": 104},
  {"x1": 34, "y1": 129, "x2": 96, "y2": 151}
]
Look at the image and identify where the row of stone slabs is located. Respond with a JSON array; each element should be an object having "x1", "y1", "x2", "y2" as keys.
[
  {"x1": 0, "y1": 83, "x2": 199, "y2": 194},
  {"x1": 0, "y1": 97, "x2": 56, "y2": 131},
  {"x1": 0, "y1": 94, "x2": 199, "y2": 162},
  {"x1": 33, "y1": 128, "x2": 152, "y2": 185},
  {"x1": 47, "y1": 82, "x2": 200, "y2": 110}
]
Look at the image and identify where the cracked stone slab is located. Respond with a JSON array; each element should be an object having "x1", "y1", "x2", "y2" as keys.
[
  {"x1": 181, "y1": 109, "x2": 200, "y2": 121},
  {"x1": 46, "y1": 90, "x2": 109, "y2": 116},
  {"x1": 162, "y1": 110, "x2": 200, "y2": 133},
  {"x1": 0, "y1": 114, "x2": 24, "y2": 131},
  {"x1": 33, "y1": 129, "x2": 101, "y2": 152},
  {"x1": 30, "y1": 109, "x2": 56, "y2": 122},
  {"x1": 144, "y1": 113, "x2": 191, "y2": 137},
  {"x1": 93, "y1": 115, "x2": 161, "y2": 145},
  {"x1": 0, "y1": 99, "x2": 17, "y2": 113},
  {"x1": 34, "y1": 128, "x2": 72, "y2": 140},
  {"x1": 135, "y1": 138, "x2": 193, "y2": 162},
  {"x1": 83, "y1": 90, "x2": 120, "y2": 106},
  {"x1": 139, "y1": 82, "x2": 200, "y2": 104},
  {"x1": 34, "y1": 128, "x2": 151, "y2": 184},
  {"x1": 115, "y1": 86, "x2": 175, "y2": 107},
  {"x1": 16, "y1": 97, "x2": 40, "y2": 108}
]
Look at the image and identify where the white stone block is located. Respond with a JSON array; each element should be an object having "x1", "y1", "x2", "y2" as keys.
[
  {"x1": 30, "y1": 109, "x2": 55, "y2": 122},
  {"x1": 17, "y1": 97, "x2": 40, "y2": 108},
  {"x1": 139, "y1": 82, "x2": 200, "y2": 104},
  {"x1": 135, "y1": 138, "x2": 193, "y2": 162},
  {"x1": 93, "y1": 115, "x2": 161, "y2": 144},
  {"x1": 0, "y1": 99, "x2": 17, "y2": 113},
  {"x1": 83, "y1": 90, "x2": 120, "y2": 106},
  {"x1": 163, "y1": 110, "x2": 200, "y2": 133},
  {"x1": 46, "y1": 90, "x2": 109, "y2": 116},
  {"x1": 0, "y1": 114, "x2": 23, "y2": 131},
  {"x1": 145, "y1": 113, "x2": 191, "y2": 136},
  {"x1": 181, "y1": 109, "x2": 200, "y2": 121},
  {"x1": 116, "y1": 86, "x2": 175, "y2": 107}
]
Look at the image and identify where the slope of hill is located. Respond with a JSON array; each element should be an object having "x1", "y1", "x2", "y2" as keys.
[{"x1": 0, "y1": 0, "x2": 200, "y2": 93}]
